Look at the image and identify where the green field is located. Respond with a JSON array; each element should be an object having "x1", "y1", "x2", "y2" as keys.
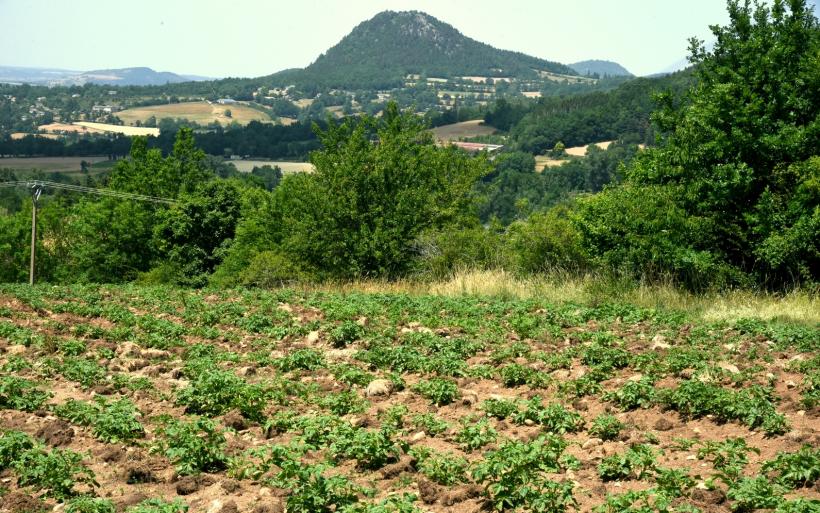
[{"x1": 0, "y1": 284, "x2": 817, "y2": 512}]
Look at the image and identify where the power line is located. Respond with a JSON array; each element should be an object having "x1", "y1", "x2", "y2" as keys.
[
  {"x1": 0, "y1": 180, "x2": 178, "y2": 284},
  {"x1": 0, "y1": 180, "x2": 178, "y2": 205}
]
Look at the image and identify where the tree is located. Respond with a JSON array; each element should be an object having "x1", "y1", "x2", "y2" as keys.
[
  {"x1": 268, "y1": 102, "x2": 490, "y2": 278},
  {"x1": 153, "y1": 180, "x2": 245, "y2": 286},
  {"x1": 580, "y1": 0, "x2": 820, "y2": 288}
]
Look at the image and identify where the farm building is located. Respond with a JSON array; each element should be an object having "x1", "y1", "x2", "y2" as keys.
[
  {"x1": 91, "y1": 105, "x2": 119, "y2": 114},
  {"x1": 448, "y1": 142, "x2": 503, "y2": 153},
  {"x1": 217, "y1": 98, "x2": 237, "y2": 105}
]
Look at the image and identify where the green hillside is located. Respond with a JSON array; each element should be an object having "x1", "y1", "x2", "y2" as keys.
[{"x1": 288, "y1": 11, "x2": 579, "y2": 89}]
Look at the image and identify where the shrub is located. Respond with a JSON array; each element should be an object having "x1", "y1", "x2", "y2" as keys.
[
  {"x1": 498, "y1": 363, "x2": 533, "y2": 387},
  {"x1": 418, "y1": 452, "x2": 469, "y2": 485},
  {"x1": 505, "y1": 206, "x2": 588, "y2": 274},
  {"x1": 283, "y1": 464, "x2": 360, "y2": 513},
  {"x1": 660, "y1": 381, "x2": 788, "y2": 436},
  {"x1": 603, "y1": 378, "x2": 656, "y2": 410},
  {"x1": 125, "y1": 499, "x2": 188, "y2": 513},
  {"x1": 455, "y1": 417, "x2": 497, "y2": 452},
  {"x1": 727, "y1": 476, "x2": 784, "y2": 513},
  {"x1": 55, "y1": 398, "x2": 144, "y2": 443},
  {"x1": 762, "y1": 446, "x2": 820, "y2": 489},
  {"x1": 482, "y1": 398, "x2": 520, "y2": 419},
  {"x1": 329, "y1": 427, "x2": 405, "y2": 470},
  {"x1": 14, "y1": 447, "x2": 97, "y2": 499},
  {"x1": 410, "y1": 413, "x2": 449, "y2": 436},
  {"x1": 512, "y1": 397, "x2": 585, "y2": 434}
]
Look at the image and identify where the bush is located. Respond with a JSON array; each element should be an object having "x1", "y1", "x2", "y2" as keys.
[
  {"x1": 126, "y1": 499, "x2": 188, "y2": 513},
  {"x1": 330, "y1": 321, "x2": 365, "y2": 348},
  {"x1": 415, "y1": 225, "x2": 505, "y2": 278},
  {"x1": 55, "y1": 398, "x2": 144, "y2": 443},
  {"x1": 505, "y1": 206, "x2": 588, "y2": 273},
  {"x1": 588, "y1": 414, "x2": 624, "y2": 441},
  {"x1": 238, "y1": 250, "x2": 310, "y2": 287},
  {"x1": 14, "y1": 446, "x2": 97, "y2": 499},
  {"x1": 575, "y1": 182, "x2": 740, "y2": 290},
  {"x1": 0, "y1": 376, "x2": 51, "y2": 411}
]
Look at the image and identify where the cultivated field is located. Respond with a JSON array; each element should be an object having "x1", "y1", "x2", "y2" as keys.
[
  {"x1": 0, "y1": 284, "x2": 817, "y2": 513},
  {"x1": 565, "y1": 141, "x2": 614, "y2": 157},
  {"x1": 73, "y1": 122, "x2": 160, "y2": 137},
  {"x1": 230, "y1": 160, "x2": 315, "y2": 174},
  {"x1": 535, "y1": 156, "x2": 569, "y2": 172},
  {"x1": 38, "y1": 123, "x2": 108, "y2": 135},
  {"x1": 115, "y1": 101, "x2": 272, "y2": 126},
  {"x1": 10, "y1": 133, "x2": 62, "y2": 141},
  {"x1": 0, "y1": 156, "x2": 110, "y2": 172},
  {"x1": 430, "y1": 120, "x2": 497, "y2": 142}
]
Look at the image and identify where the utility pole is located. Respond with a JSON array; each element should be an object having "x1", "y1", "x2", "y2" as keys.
[
  {"x1": 0, "y1": 180, "x2": 176, "y2": 285},
  {"x1": 29, "y1": 184, "x2": 42, "y2": 286}
]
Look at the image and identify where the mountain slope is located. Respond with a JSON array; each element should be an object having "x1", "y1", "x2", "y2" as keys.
[
  {"x1": 0, "y1": 65, "x2": 212, "y2": 86},
  {"x1": 569, "y1": 60, "x2": 633, "y2": 77},
  {"x1": 80, "y1": 67, "x2": 206, "y2": 86},
  {"x1": 284, "y1": 11, "x2": 579, "y2": 89}
]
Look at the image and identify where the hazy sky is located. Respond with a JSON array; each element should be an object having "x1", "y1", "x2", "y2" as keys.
[{"x1": 1, "y1": 0, "x2": 806, "y2": 78}]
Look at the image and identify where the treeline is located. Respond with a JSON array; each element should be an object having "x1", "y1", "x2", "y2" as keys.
[
  {"x1": 1, "y1": 120, "x2": 322, "y2": 160},
  {"x1": 485, "y1": 71, "x2": 694, "y2": 153}
]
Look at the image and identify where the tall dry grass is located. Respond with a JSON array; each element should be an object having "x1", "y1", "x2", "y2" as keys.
[{"x1": 301, "y1": 269, "x2": 819, "y2": 325}]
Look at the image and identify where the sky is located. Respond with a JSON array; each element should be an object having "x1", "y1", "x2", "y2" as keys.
[{"x1": 0, "y1": 0, "x2": 813, "y2": 78}]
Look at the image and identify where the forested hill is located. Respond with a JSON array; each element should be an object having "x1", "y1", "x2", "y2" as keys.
[
  {"x1": 279, "y1": 11, "x2": 579, "y2": 89},
  {"x1": 484, "y1": 69, "x2": 695, "y2": 153}
]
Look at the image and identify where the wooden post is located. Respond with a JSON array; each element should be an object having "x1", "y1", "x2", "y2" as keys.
[{"x1": 29, "y1": 187, "x2": 40, "y2": 285}]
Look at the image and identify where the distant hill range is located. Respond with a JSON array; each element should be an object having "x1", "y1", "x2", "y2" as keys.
[
  {"x1": 569, "y1": 60, "x2": 633, "y2": 77},
  {"x1": 268, "y1": 11, "x2": 582, "y2": 89},
  {"x1": 0, "y1": 66, "x2": 212, "y2": 86}
]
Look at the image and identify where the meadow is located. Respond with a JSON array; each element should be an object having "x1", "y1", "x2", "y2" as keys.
[
  {"x1": 115, "y1": 101, "x2": 272, "y2": 127},
  {"x1": 430, "y1": 120, "x2": 497, "y2": 142}
]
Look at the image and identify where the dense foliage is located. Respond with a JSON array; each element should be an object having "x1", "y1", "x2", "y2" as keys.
[
  {"x1": 578, "y1": 0, "x2": 820, "y2": 288},
  {"x1": 1, "y1": 0, "x2": 819, "y2": 291}
]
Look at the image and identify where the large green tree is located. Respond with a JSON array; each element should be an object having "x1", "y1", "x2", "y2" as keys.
[
  {"x1": 579, "y1": 0, "x2": 820, "y2": 288},
  {"x1": 217, "y1": 102, "x2": 490, "y2": 280}
]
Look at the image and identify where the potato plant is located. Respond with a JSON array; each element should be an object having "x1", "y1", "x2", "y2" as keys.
[{"x1": 0, "y1": 284, "x2": 815, "y2": 512}]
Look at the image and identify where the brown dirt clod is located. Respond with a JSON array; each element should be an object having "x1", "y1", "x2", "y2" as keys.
[
  {"x1": 35, "y1": 419, "x2": 74, "y2": 447},
  {"x1": 442, "y1": 484, "x2": 483, "y2": 506},
  {"x1": 2, "y1": 491, "x2": 46, "y2": 513},
  {"x1": 253, "y1": 500, "x2": 285, "y2": 513},
  {"x1": 124, "y1": 463, "x2": 158, "y2": 484},
  {"x1": 654, "y1": 417, "x2": 675, "y2": 431},
  {"x1": 175, "y1": 475, "x2": 201, "y2": 495},
  {"x1": 691, "y1": 488, "x2": 726, "y2": 505},
  {"x1": 417, "y1": 477, "x2": 440, "y2": 504}
]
